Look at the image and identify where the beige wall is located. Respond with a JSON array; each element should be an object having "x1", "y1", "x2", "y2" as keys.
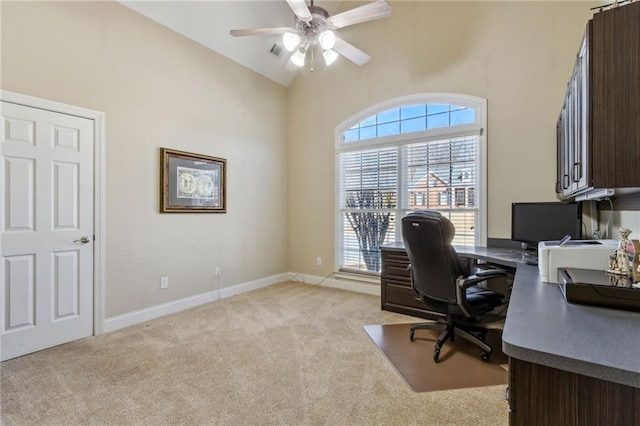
[
  {"x1": 609, "y1": 211, "x2": 640, "y2": 240},
  {"x1": 1, "y1": 1, "x2": 289, "y2": 317},
  {"x1": 2, "y1": 0, "x2": 614, "y2": 317},
  {"x1": 288, "y1": 1, "x2": 599, "y2": 275}
]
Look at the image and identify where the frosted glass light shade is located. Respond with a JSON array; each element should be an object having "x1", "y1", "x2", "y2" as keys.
[
  {"x1": 318, "y1": 31, "x2": 336, "y2": 50},
  {"x1": 291, "y1": 49, "x2": 306, "y2": 67},
  {"x1": 323, "y1": 49, "x2": 339, "y2": 66},
  {"x1": 283, "y1": 32, "x2": 301, "y2": 52}
]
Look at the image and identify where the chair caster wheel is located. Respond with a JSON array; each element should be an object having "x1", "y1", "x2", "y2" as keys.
[
  {"x1": 433, "y1": 348, "x2": 440, "y2": 362},
  {"x1": 481, "y1": 352, "x2": 491, "y2": 362},
  {"x1": 409, "y1": 330, "x2": 415, "y2": 341}
]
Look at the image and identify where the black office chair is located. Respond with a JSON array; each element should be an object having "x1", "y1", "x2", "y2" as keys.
[{"x1": 401, "y1": 210, "x2": 506, "y2": 362}]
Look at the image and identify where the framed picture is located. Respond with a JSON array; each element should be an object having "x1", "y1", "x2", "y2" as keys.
[{"x1": 160, "y1": 148, "x2": 226, "y2": 213}]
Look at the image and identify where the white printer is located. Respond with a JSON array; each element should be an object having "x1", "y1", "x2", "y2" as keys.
[{"x1": 538, "y1": 240, "x2": 617, "y2": 283}]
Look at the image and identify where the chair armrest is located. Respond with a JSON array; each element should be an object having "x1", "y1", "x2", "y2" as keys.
[
  {"x1": 476, "y1": 268, "x2": 507, "y2": 278},
  {"x1": 458, "y1": 269, "x2": 507, "y2": 289},
  {"x1": 456, "y1": 268, "x2": 507, "y2": 318}
]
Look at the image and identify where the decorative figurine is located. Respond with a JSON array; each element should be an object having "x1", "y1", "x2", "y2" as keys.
[
  {"x1": 607, "y1": 273, "x2": 631, "y2": 287},
  {"x1": 606, "y1": 227, "x2": 632, "y2": 276},
  {"x1": 631, "y1": 240, "x2": 640, "y2": 283},
  {"x1": 607, "y1": 252, "x2": 620, "y2": 272}
]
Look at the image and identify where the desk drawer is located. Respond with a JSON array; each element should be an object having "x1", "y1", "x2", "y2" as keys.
[
  {"x1": 383, "y1": 262, "x2": 411, "y2": 281},
  {"x1": 384, "y1": 280, "x2": 425, "y2": 310},
  {"x1": 383, "y1": 252, "x2": 409, "y2": 264}
]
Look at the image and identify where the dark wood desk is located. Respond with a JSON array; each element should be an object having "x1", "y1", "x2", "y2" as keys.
[
  {"x1": 379, "y1": 242, "x2": 522, "y2": 319},
  {"x1": 503, "y1": 264, "x2": 639, "y2": 424},
  {"x1": 380, "y1": 243, "x2": 639, "y2": 423}
]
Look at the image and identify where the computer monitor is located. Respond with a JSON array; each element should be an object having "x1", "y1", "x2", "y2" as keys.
[{"x1": 511, "y1": 202, "x2": 582, "y2": 249}]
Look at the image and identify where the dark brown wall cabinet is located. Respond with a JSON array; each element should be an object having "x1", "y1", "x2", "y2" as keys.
[{"x1": 556, "y1": 3, "x2": 640, "y2": 199}]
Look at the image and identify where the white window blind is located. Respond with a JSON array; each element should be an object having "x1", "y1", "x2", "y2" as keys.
[
  {"x1": 338, "y1": 147, "x2": 398, "y2": 273},
  {"x1": 402, "y1": 137, "x2": 479, "y2": 246}
]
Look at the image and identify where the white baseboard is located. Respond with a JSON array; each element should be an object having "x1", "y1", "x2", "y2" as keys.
[
  {"x1": 288, "y1": 272, "x2": 380, "y2": 296},
  {"x1": 102, "y1": 271, "x2": 379, "y2": 334},
  {"x1": 102, "y1": 272, "x2": 289, "y2": 333}
]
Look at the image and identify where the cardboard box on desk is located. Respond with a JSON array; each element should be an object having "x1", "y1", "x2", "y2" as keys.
[{"x1": 538, "y1": 240, "x2": 618, "y2": 283}]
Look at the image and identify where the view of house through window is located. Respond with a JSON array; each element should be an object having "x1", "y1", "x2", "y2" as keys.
[{"x1": 337, "y1": 94, "x2": 486, "y2": 274}]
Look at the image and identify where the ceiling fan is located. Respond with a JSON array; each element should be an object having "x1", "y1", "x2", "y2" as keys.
[{"x1": 230, "y1": 0, "x2": 391, "y2": 69}]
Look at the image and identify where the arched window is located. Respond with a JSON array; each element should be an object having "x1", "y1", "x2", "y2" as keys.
[{"x1": 336, "y1": 93, "x2": 487, "y2": 274}]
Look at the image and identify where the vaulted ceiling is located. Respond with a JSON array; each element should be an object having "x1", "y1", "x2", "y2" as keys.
[{"x1": 119, "y1": 1, "x2": 342, "y2": 87}]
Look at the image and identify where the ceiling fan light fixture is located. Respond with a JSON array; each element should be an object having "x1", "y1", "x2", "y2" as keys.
[
  {"x1": 283, "y1": 32, "x2": 301, "y2": 52},
  {"x1": 318, "y1": 30, "x2": 336, "y2": 50},
  {"x1": 230, "y1": 0, "x2": 393, "y2": 71},
  {"x1": 323, "y1": 49, "x2": 339, "y2": 66},
  {"x1": 291, "y1": 49, "x2": 306, "y2": 67}
]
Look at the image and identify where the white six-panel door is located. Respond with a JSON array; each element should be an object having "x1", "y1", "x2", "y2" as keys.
[{"x1": 1, "y1": 101, "x2": 94, "y2": 361}]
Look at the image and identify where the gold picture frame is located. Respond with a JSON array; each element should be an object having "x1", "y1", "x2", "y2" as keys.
[{"x1": 160, "y1": 148, "x2": 226, "y2": 213}]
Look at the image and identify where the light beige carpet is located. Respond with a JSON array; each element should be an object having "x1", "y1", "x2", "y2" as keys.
[
  {"x1": 364, "y1": 324, "x2": 508, "y2": 392},
  {"x1": 1, "y1": 282, "x2": 508, "y2": 425}
]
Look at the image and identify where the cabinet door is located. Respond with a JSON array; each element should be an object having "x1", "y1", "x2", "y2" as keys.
[
  {"x1": 569, "y1": 77, "x2": 578, "y2": 195},
  {"x1": 558, "y1": 30, "x2": 589, "y2": 199},
  {"x1": 509, "y1": 357, "x2": 640, "y2": 425},
  {"x1": 573, "y1": 36, "x2": 589, "y2": 192},
  {"x1": 555, "y1": 116, "x2": 563, "y2": 195},
  {"x1": 591, "y1": 3, "x2": 640, "y2": 188},
  {"x1": 560, "y1": 98, "x2": 573, "y2": 197}
]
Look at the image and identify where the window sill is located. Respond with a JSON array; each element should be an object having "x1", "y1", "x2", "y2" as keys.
[{"x1": 334, "y1": 271, "x2": 380, "y2": 285}]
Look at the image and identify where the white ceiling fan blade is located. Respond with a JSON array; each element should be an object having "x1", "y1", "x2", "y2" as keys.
[
  {"x1": 333, "y1": 37, "x2": 371, "y2": 66},
  {"x1": 327, "y1": 0, "x2": 391, "y2": 29},
  {"x1": 230, "y1": 28, "x2": 292, "y2": 37},
  {"x1": 285, "y1": 0, "x2": 312, "y2": 22}
]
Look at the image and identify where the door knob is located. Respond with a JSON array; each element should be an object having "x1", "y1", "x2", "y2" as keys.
[{"x1": 74, "y1": 236, "x2": 91, "y2": 244}]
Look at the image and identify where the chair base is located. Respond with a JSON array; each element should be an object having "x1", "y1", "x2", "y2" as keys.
[{"x1": 409, "y1": 320, "x2": 492, "y2": 363}]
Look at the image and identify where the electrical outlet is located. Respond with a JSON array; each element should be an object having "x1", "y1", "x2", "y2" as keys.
[
  {"x1": 215, "y1": 267, "x2": 221, "y2": 277},
  {"x1": 316, "y1": 257, "x2": 322, "y2": 266},
  {"x1": 160, "y1": 276, "x2": 169, "y2": 289}
]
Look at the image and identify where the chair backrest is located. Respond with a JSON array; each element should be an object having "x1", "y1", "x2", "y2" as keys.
[{"x1": 401, "y1": 210, "x2": 468, "y2": 304}]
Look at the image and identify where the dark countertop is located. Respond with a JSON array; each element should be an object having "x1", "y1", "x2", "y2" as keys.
[
  {"x1": 381, "y1": 242, "x2": 532, "y2": 269},
  {"x1": 380, "y1": 242, "x2": 640, "y2": 388},
  {"x1": 502, "y1": 264, "x2": 640, "y2": 388}
]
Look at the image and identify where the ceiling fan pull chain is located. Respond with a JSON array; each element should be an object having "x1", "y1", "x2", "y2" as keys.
[{"x1": 310, "y1": 46, "x2": 314, "y2": 72}]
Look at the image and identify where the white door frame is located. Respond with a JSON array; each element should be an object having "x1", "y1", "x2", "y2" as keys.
[{"x1": 1, "y1": 89, "x2": 106, "y2": 335}]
